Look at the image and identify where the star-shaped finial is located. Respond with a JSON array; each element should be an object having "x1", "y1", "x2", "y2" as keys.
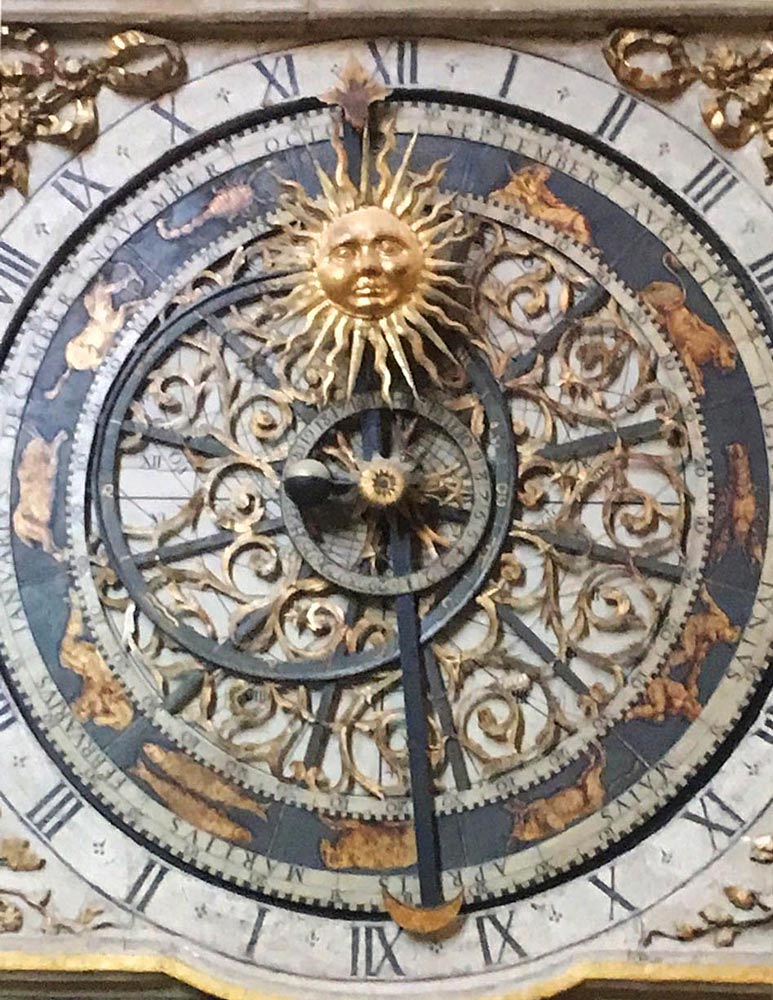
[{"x1": 321, "y1": 54, "x2": 391, "y2": 130}]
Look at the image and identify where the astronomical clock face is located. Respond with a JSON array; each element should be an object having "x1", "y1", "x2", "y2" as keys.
[{"x1": 2, "y1": 34, "x2": 773, "y2": 998}]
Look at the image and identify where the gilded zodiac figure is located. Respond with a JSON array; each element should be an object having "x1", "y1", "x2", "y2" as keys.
[
  {"x1": 12, "y1": 430, "x2": 66, "y2": 558},
  {"x1": 45, "y1": 264, "x2": 143, "y2": 399},
  {"x1": 492, "y1": 164, "x2": 593, "y2": 244},
  {"x1": 510, "y1": 745, "x2": 606, "y2": 842},
  {"x1": 60, "y1": 600, "x2": 133, "y2": 730},
  {"x1": 627, "y1": 586, "x2": 740, "y2": 722},
  {"x1": 321, "y1": 819, "x2": 417, "y2": 870},
  {"x1": 640, "y1": 253, "x2": 736, "y2": 396},
  {"x1": 715, "y1": 442, "x2": 764, "y2": 564}
]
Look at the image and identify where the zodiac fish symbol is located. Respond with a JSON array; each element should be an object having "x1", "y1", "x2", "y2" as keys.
[
  {"x1": 320, "y1": 819, "x2": 417, "y2": 871},
  {"x1": 131, "y1": 743, "x2": 266, "y2": 845},
  {"x1": 60, "y1": 600, "x2": 133, "y2": 730},
  {"x1": 12, "y1": 430, "x2": 66, "y2": 559},
  {"x1": 716, "y1": 442, "x2": 764, "y2": 565},
  {"x1": 156, "y1": 181, "x2": 255, "y2": 240},
  {"x1": 45, "y1": 265, "x2": 143, "y2": 400},
  {"x1": 640, "y1": 253, "x2": 736, "y2": 396},
  {"x1": 509, "y1": 745, "x2": 606, "y2": 842},
  {"x1": 626, "y1": 585, "x2": 740, "y2": 723},
  {"x1": 492, "y1": 164, "x2": 593, "y2": 244}
]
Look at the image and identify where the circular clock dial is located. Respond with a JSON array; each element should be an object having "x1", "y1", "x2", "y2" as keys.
[{"x1": 1, "y1": 43, "x2": 772, "y2": 943}]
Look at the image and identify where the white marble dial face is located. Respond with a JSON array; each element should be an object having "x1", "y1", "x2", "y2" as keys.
[{"x1": 1, "y1": 36, "x2": 773, "y2": 1000}]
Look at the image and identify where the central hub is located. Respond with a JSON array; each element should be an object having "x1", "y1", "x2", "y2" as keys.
[
  {"x1": 358, "y1": 459, "x2": 407, "y2": 508},
  {"x1": 280, "y1": 386, "x2": 502, "y2": 598}
]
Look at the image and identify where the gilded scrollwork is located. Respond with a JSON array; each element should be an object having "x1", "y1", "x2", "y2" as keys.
[
  {"x1": 0, "y1": 25, "x2": 186, "y2": 197},
  {"x1": 74, "y1": 146, "x2": 708, "y2": 831},
  {"x1": 0, "y1": 809, "x2": 112, "y2": 936},
  {"x1": 470, "y1": 221, "x2": 590, "y2": 371},
  {"x1": 604, "y1": 28, "x2": 773, "y2": 183},
  {"x1": 643, "y1": 832, "x2": 773, "y2": 948}
]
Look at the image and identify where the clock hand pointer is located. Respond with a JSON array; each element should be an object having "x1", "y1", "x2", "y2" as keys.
[
  {"x1": 383, "y1": 511, "x2": 464, "y2": 934},
  {"x1": 389, "y1": 517, "x2": 443, "y2": 908},
  {"x1": 347, "y1": 364, "x2": 462, "y2": 932}
]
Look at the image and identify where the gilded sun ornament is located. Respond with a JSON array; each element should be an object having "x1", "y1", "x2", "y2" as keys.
[{"x1": 270, "y1": 122, "x2": 470, "y2": 402}]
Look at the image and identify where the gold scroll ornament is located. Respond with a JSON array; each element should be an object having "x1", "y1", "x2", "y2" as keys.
[
  {"x1": 0, "y1": 25, "x2": 186, "y2": 197},
  {"x1": 643, "y1": 833, "x2": 773, "y2": 948},
  {"x1": 604, "y1": 29, "x2": 773, "y2": 183}
]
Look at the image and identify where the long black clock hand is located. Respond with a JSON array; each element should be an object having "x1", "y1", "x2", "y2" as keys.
[{"x1": 389, "y1": 514, "x2": 444, "y2": 909}]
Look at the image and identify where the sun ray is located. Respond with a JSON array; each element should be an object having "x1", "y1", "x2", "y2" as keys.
[
  {"x1": 374, "y1": 118, "x2": 398, "y2": 201},
  {"x1": 420, "y1": 296, "x2": 470, "y2": 336},
  {"x1": 402, "y1": 321, "x2": 441, "y2": 384},
  {"x1": 347, "y1": 324, "x2": 366, "y2": 398},
  {"x1": 383, "y1": 131, "x2": 419, "y2": 212},
  {"x1": 326, "y1": 313, "x2": 352, "y2": 370},
  {"x1": 425, "y1": 285, "x2": 470, "y2": 315},
  {"x1": 372, "y1": 333, "x2": 392, "y2": 403},
  {"x1": 305, "y1": 308, "x2": 342, "y2": 363},
  {"x1": 382, "y1": 315, "x2": 417, "y2": 394},
  {"x1": 405, "y1": 305, "x2": 459, "y2": 363}
]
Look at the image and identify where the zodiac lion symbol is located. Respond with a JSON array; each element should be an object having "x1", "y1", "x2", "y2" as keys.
[{"x1": 640, "y1": 253, "x2": 736, "y2": 396}]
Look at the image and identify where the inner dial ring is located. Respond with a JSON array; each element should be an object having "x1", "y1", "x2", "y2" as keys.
[
  {"x1": 89, "y1": 276, "x2": 515, "y2": 683},
  {"x1": 280, "y1": 391, "x2": 493, "y2": 596},
  {"x1": 78, "y1": 202, "x2": 711, "y2": 818}
]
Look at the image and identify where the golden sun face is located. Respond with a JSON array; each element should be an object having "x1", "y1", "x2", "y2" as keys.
[
  {"x1": 316, "y1": 206, "x2": 423, "y2": 320},
  {"x1": 271, "y1": 124, "x2": 469, "y2": 402}
]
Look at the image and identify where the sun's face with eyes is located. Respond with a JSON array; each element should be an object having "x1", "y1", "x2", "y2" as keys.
[
  {"x1": 271, "y1": 124, "x2": 469, "y2": 401},
  {"x1": 316, "y1": 206, "x2": 424, "y2": 320}
]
